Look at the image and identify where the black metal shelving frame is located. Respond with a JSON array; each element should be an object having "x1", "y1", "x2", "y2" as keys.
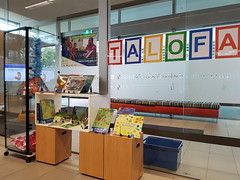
[
  {"x1": 3, "y1": 26, "x2": 59, "y2": 162},
  {"x1": 3, "y1": 27, "x2": 33, "y2": 162}
]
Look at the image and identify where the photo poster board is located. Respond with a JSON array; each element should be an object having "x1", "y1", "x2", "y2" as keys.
[
  {"x1": 61, "y1": 33, "x2": 97, "y2": 66},
  {"x1": 4, "y1": 64, "x2": 26, "y2": 82}
]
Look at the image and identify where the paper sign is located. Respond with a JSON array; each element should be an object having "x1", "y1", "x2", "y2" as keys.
[
  {"x1": 216, "y1": 25, "x2": 240, "y2": 59},
  {"x1": 165, "y1": 31, "x2": 186, "y2": 62},
  {"x1": 189, "y1": 28, "x2": 213, "y2": 60},
  {"x1": 108, "y1": 40, "x2": 122, "y2": 65},
  {"x1": 144, "y1": 34, "x2": 163, "y2": 63},
  {"x1": 125, "y1": 37, "x2": 142, "y2": 64}
]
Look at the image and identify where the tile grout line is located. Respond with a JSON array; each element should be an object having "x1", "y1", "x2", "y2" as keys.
[
  {"x1": 0, "y1": 161, "x2": 34, "y2": 179},
  {"x1": 231, "y1": 147, "x2": 240, "y2": 178},
  {"x1": 205, "y1": 143, "x2": 211, "y2": 180},
  {"x1": 33, "y1": 165, "x2": 62, "y2": 180}
]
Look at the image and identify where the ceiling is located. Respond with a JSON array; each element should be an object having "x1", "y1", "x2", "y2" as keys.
[{"x1": 4, "y1": 0, "x2": 136, "y2": 21}]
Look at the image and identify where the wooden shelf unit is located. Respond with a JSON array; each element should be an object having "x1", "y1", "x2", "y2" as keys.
[
  {"x1": 34, "y1": 92, "x2": 110, "y2": 156},
  {"x1": 35, "y1": 92, "x2": 110, "y2": 131},
  {"x1": 36, "y1": 125, "x2": 72, "y2": 165},
  {"x1": 79, "y1": 132, "x2": 143, "y2": 180}
]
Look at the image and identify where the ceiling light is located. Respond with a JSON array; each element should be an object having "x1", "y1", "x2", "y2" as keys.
[{"x1": 25, "y1": 0, "x2": 55, "y2": 9}]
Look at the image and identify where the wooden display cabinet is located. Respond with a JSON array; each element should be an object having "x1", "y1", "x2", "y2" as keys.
[
  {"x1": 79, "y1": 132, "x2": 143, "y2": 180},
  {"x1": 36, "y1": 125, "x2": 72, "y2": 165},
  {"x1": 79, "y1": 131, "x2": 104, "y2": 179},
  {"x1": 104, "y1": 135, "x2": 143, "y2": 180}
]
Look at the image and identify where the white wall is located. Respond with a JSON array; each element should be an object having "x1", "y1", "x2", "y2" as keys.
[{"x1": 109, "y1": 59, "x2": 240, "y2": 103}]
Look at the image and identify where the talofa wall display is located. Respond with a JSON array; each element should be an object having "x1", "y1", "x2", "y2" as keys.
[{"x1": 108, "y1": 24, "x2": 240, "y2": 65}]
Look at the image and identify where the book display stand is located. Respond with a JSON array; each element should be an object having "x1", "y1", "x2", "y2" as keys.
[{"x1": 35, "y1": 92, "x2": 110, "y2": 164}]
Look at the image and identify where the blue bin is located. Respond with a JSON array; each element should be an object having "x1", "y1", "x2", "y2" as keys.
[{"x1": 144, "y1": 136, "x2": 183, "y2": 171}]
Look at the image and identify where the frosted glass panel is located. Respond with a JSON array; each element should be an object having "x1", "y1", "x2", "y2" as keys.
[
  {"x1": 121, "y1": 0, "x2": 172, "y2": 23},
  {"x1": 111, "y1": 10, "x2": 118, "y2": 25},
  {"x1": 71, "y1": 15, "x2": 99, "y2": 31},
  {"x1": 39, "y1": 23, "x2": 57, "y2": 35},
  {"x1": 60, "y1": 20, "x2": 68, "y2": 33},
  {"x1": 176, "y1": 0, "x2": 240, "y2": 13}
]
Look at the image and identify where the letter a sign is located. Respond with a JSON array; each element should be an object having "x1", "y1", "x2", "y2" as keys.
[
  {"x1": 125, "y1": 37, "x2": 142, "y2": 64},
  {"x1": 108, "y1": 40, "x2": 122, "y2": 65},
  {"x1": 216, "y1": 25, "x2": 240, "y2": 59}
]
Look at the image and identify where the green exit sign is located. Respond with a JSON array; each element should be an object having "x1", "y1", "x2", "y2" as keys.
[{"x1": 83, "y1": 29, "x2": 93, "y2": 34}]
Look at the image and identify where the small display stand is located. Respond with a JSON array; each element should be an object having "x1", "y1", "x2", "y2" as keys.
[
  {"x1": 35, "y1": 92, "x2": 110, "y2": 131},
  {"x1": 35, "y1": 92, "x2": 110, "y2": 164},
  {"x1": 104, "y1": 134, "x2": 143, "y2": 180},
  {"x1": 36, "y1": 125, "x2": 72, "y2": 164},
  {"x1": 79, "y1": 132, "x2": 104, "y2": 178},
  {"x1": 79, "y1": 131, "x2": 143, "y2": 180}
]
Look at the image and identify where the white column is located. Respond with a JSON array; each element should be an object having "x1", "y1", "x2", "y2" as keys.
[{"x1": 98, "y1": 0, "x2": 110, "y2": 95}]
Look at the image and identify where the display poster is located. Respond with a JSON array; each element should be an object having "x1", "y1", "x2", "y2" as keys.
[
  {"x1": 125, "y1": 37, "x2": 142, "y2": 64},
  {"x1": 189, "y1": 28, "x2": 213, "y2": 60},
  {"x1": 108, "y1": 40, "x2": 123, "y2": 65},
  {"x1": 144, "y1": 34, "x2": 163, "y2": 63},
  {"x1": 165, "y1": 31, "x2": 186, "y2": 62},
  {"x1": 4, "y1": 64, "x2": 26, "y2": 82},
  {"x1": 215, "y1": 25, "x2": 240, "y2": 59},
  {"x1": 62, "y1": 33, "x2": 97, "y2": 66}
]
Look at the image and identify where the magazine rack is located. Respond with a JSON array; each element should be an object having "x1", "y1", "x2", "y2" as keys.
[{"x1": 3, "y1": 27, "x2": 59, "y2": 162}]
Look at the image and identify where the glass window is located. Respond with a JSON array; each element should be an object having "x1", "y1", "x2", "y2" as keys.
[
  {"x1": 0, "y1": 8, "x2": 5, "y2": 19},
  {"x1": 111, "y1": 10, "x2": 118, "y2": 25},
  {"x1": 71, "y1": 14, "x2": 98, "y2": 31},
  {"x1": 0, "y1": 18, "x2": 18, "y2": 31},
  {"x1": 39, "y1": 23, "x2": 57, "y2": 35},
  {"x1": 176, "y1": 0, "x2": 240, "y2": 13},
  {"x1": 121, "y1": 0, "x2": 173, "y2": 23},
  {"x1": 60, "y1": 20, "x2": 68, "y2": 33}
]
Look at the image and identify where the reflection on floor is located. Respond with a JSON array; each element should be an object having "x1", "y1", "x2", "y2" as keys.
[
  {"x1": 220, "y1": 106, "x2": 240, "y2": 120},
  {"x1": 0, "y1": 136, "x2": 192, "y2": 180},
  {"x1": 144, "y1": 116, "x2": 240, "y2": 138},
  {"x1": 1, "y1": 132, "x2": 240, "y2": 179},
  {"x1": 144, "y1": 135, "x2": 240, "y2": 180},
  {"x1": 143, "y1": 116, "x2": 240, "y2": 179}
]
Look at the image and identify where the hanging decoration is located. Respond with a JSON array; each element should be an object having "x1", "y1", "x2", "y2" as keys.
[{"x1": 31, "y1": 38, "x2": 43, "y2": 78}]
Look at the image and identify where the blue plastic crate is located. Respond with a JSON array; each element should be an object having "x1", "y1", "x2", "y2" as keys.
[{"x1": 144, "y1": 136, "x2": 183, "y2": 171}]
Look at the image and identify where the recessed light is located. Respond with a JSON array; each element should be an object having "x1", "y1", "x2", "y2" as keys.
[{"x1": 25, "y1": 0, "x2": 55, "y2": 9}]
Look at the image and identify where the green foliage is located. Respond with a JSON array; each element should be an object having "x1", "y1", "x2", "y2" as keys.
[{"x1": 41, "y1": 47, "x2": 56, "y2": 68}]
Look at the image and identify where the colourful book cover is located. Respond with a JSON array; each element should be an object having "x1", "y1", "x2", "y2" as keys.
[
  {"x1": 73, "y1": 106, "x2": 88, "y2": 122},
  {"x1": 117, "y1": 107, "x2": 135, "y2": 115},
  {"x1": 36, "y1": 103, "x2": 42, "y2": 123},
  {"x1": 72, "y1": 106, "x2": 88, "y2": 129},
  {"x1": 40, "y1": 99, "x2": 55, "y2": 122},
  {"x1": 92, "y1": 108, "x2": 115, "y2": 134},
  {"x1": 113, "y1": 115, "x2": 144, "y2": 138}
]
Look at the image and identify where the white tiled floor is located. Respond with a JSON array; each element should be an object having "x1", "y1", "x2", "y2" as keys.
[
  {"x1": 1, "y1": 131, "x2": 240, "y2": 179},
  {"x1": 144, "y1": 117, "x2": 240, "y2": 138},
  {"x1": 174, "y1": 141, "x2": 240, "y2": 180},
  {"x1": 0, "y1": 136, "x2": 193, "y2": 180}
]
